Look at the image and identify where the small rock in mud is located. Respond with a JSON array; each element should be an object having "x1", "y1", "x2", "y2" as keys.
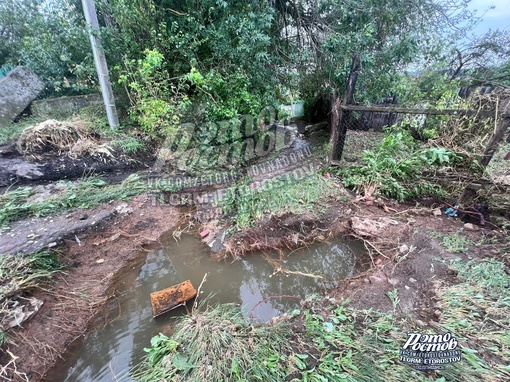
[
  {"x1": 404, "y1": 285, "x2": 410, "y2": 290},
  {"x1": 464, "y1": 222, "x2": 479, "y2": 231},
  {"x1": 369, "y1": 275, "x2": 385, "y2": 284},
  {"x1": 409, "y1": 277, "x2": 417, "y2": 283},
  {"x1": 115, "y1": 203, "x2": 134, "y2": 215},
  {"x1": 79, "y1": 213, "x2": 88, "y2": 220},
  {"x1": 433, "y1": 208, "x2": 442, "y2": 216},
  {"x1": 416, "y1": 320, "x2": 427, "y2": 327},
  {"x1": 363, "y1": 278, "x2": 370, "y2": 284},
  {"x1": 388, "y1": 278, "x2": 399, "y2": 286},
  {"x1": 399, "y1": 244, "x2": 409, "y2": 253}
]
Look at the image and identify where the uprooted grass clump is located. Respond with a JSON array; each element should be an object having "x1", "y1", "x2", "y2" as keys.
[
  {"x1": 16, "y1": 119, "x2": 115, "y2": 159},
  {"x1": 0, "y1": 174, "x2": 147, "y2": 230},
  {"x1": 131, "y1": 303, "x2": 296, "y2": 382}
]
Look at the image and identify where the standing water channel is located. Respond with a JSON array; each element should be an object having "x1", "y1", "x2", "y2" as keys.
[{"x1": 53, "y1": 233, "x2": 361, "y2": 381}]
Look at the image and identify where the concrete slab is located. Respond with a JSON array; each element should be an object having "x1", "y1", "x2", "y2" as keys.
[{"x1": 0, "y1": 66, "x2": 45, "y2": 128}]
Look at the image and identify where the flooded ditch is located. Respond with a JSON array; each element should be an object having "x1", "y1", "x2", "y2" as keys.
[{"x1": 50, "y1": 233, "x2": 362, "y2": 382}]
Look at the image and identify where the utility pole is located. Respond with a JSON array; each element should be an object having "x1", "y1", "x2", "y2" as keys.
[{"x1": 81, "y1": 0, "x2": 119, "y2": 130}]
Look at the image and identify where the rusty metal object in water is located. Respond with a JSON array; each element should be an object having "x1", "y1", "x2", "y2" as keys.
[{"x1": 150, "y1": 280, "x2": 197, "y2": 318}]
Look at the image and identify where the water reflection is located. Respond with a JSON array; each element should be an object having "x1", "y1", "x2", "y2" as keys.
[{"x1": 59, "y1": 234, "x2": 357, "y2": 382}]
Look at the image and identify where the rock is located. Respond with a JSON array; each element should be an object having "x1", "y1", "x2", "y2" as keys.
[
  {"x1": 350, "y1": 217, "x2": 399, "y2": 237},
  {"x1": 200, "y1": 229, "x2": 210, "y2": 238},
  {"x1": 6, "y1": 297, "x2": 44, "y2": 329},
  {"x1": 434, "y1": 310, "x2": 442, "y2": 318},
  {"x1": 115, "y1": 203, "x2": 134, "y2": 215},
  {"x1": 363, "y1": 278, "x2": 370, "y2": 284},
  {"x1": 404, "y1": 285, "x2": 410, "y2": 290},
  {"x1": 388, "y1": 278, "x2": 399, "y2": 286},
  {"x1": 464, "y1": 223, "x2": 479, "y2": 231},
  {"x1": 79, "y1": 213, "x2": 88, "y2": 220},
  {"x1": 369, "y1": 275, "x2": 385, "y2": 284},
  {"x1": 0, "y1": 66, "x2": 45, "y2": 128},
  {"x1": 0, "y1": 209, "x2": 115, "y2": 255},
  {"x1": 416, "y1": 319, "x2": 427, "y2": 327},
  {"x1": 31, "y1": 94, "x2": 102, "y2": 119},
  {"x1": 48, "y1": 242, "x2": 58, "y2": 248},
  {"x1": 399, "y1": 244, "x2": 409, "y2": 253},
  {"x1": 409, "y1": 277, "x2": 417, "y2": 283},
  {"x1": 433, "y1": 208, "x2": 442, "y2": 216}
]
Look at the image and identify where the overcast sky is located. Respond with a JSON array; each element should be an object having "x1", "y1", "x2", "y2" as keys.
[{"x1": 468, "y1": 0, "x2": 510, "y2": 35}]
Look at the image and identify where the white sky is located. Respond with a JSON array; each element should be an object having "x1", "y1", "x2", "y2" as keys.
[{"x1": 468, "y1": 0, "x2": 510, "y2": 34}]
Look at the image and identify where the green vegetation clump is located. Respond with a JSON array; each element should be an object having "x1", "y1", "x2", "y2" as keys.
[
  {"x1": 132, "y1": 304, "x2": 295, "y2": 382},
  {"x1": 333, "y1": 128, "x2": 457, "y2": 201},
  {"x1": 221, "y1": 173, "x2": 341, "y2": 229}
]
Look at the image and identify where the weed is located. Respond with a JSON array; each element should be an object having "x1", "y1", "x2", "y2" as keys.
[
  {"x1": 132, "y1": 303, "x2": 294, "y2": 382},
  {"x1": 386, "y1": 289, "x2": 400, "y2": 311},
  {"x1": 332, "y1": 127, "x2": 453, "y2": 201},
  {"x1": 437, "y1": 230, "x2": 472, "y2": 253}
]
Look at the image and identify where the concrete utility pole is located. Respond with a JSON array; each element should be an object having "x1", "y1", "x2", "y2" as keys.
[{"x1": 81, "y1": 0, "x2": 119, "y2": 130}]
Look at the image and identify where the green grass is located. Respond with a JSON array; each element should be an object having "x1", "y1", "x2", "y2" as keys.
[
  {"x1": 132, "y1": 303, "x2": 296, "y2": 382},
  {"x1": 0, "y1": 174, "x2": 147, "y2": 230},
  {"x1": 221, "y1": 173, "x2": 343, "y2": 229},
  {"x1": 435, "y1": 230, "x2": 473, "y2": 253}
]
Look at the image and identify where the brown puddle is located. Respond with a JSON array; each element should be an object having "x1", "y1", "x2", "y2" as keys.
[{"x1": 48, "y1": 233, "x2": 361, "y2": 382}]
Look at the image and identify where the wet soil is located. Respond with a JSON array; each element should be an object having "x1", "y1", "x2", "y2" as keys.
[{"x1": 0, "y1": 142, "x2": 155, "y2": 191}]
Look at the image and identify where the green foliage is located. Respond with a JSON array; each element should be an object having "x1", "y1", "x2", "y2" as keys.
[
  {"x1": 132, "y1": 304, "x2": 294, "y2": 382},
  {"x1": 187, "y1": 67, "x2": 266, "y2": 121},
  {"x1": 449, "y1": 258, "x2": 509, "y2": 298},
  {"x1": 118, "y1": 49, "x2": 191, "y2": 137},
  {"x1": 435, "y1": 230, "x2": 473, "y2": 253},
  {"x1": 333, "y1": 128, "x2": 453, "y2": 201},
  {"x1": 0, "y1": 0, "x2": 95, "y2": 95}
]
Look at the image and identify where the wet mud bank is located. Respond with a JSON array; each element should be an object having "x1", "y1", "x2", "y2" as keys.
[{"x1": 0, "y1": 195, "x2": 181, "y2": 381}]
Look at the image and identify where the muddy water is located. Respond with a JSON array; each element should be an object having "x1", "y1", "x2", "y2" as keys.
[{"x1": 55, "y1": 233, "x2": 359, "y2": 382}]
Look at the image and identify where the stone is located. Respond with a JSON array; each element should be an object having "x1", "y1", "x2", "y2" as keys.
[
  {"x1": 409, "y1": 277, "x2": 417, "y2": 283},
  {"x1": 464, "y1": 223, "x2": 479, "y2": 231},
  {"x1": 433, "y1": 208, "x2": 442, "y2": 216},
  {"x1": 115, "y1": 203, "x2": 134, "y2": 215},
  {"x1": 404, "y1": 285, "x2": 410, "y2": 290},
  {"x1": 388, "y1": 278, "x2": 399, "y2": 286},
  {"x1": 399, "y1": 244, "x2": 409, "y2": 253},
  {"x1": 369, "y1": 275, "x2": 385, "y2": 284},
  {"x1": 0, "y1": 66, "x2": 45, "y2": 128}
]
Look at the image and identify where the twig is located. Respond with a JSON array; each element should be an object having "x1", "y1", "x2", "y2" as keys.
[{"x1": 192, "y1": 273, "x2": 208, "y2": 315}]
